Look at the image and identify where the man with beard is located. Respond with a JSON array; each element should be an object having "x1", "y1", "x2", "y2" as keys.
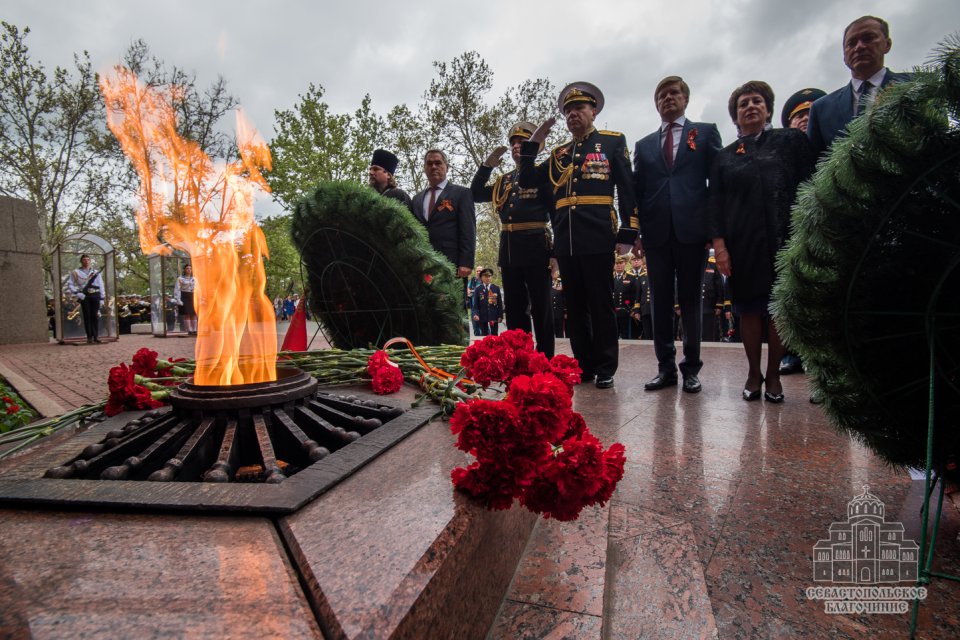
[
  {"x1": 471, "y1": 121, "x2": 555, "y2": 357},
  {"x1": 368, "y1": 149, "x2": 413, "y2": 211},
  {"x1": 521, "y1": 82, "x2": 639, "y2": 389}
]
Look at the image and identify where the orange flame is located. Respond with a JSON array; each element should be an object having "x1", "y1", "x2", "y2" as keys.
[{"x1": 101, "y1": 67, "x2": 277, "y2": 385}]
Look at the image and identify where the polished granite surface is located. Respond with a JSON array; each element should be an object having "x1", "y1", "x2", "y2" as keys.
[{"x1": 491, "y1": 341, "x2": 960, "y2": 639}]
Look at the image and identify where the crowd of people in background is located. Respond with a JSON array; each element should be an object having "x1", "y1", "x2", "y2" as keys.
[{"x1": 363, "y1": 14, "x2": 907, "y2": 403}]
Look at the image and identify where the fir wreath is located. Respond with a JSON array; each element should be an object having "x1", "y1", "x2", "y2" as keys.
[
  {"x1": 291, "y1": 181, "x2": 468, "y2": 349},
  {"x1": 772, "y1": 36, "x2": 960, "y2": 474}
]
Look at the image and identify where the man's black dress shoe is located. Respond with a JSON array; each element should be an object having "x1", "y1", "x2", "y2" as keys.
[
  {"x1": 595, "y1": 376, "x2": 614, "y2": 389},
  {"x1": 644, "y1": 373, "x2": 678, "y2": 390},
  {"x1": 682, "y1": 375, "x2": 702, "y2": 393},
  {"x1": 580, "y1": 373, "x2": 596, "y2": 384},
  {"x1": 779, "y1": 360, "x2": 803, "y2": 375}
]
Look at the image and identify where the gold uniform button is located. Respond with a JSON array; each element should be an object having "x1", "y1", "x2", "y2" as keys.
[
  {"x1": 577, "y1": 142, "x2": 582, "y2": 147},
  {"x1": 574, "y1": 153, "x2": 580, "y2": 158},
  {"x1": 509, "y1": 204, "x2": 514, "y2": 208},
  {"x1": 571, "y1": 205, "x2": 577, "y2": 210},
  {"x1": 573, "y1": 178, "x2": 578, "y2": 183}
]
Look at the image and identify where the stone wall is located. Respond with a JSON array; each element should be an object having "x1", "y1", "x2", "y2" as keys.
[{"x1": 0, "y1": 197, "x2": 48, "y2": 344}]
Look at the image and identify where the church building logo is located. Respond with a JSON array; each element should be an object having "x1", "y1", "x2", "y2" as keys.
[
  {"x1": 812, "y1": 485, "x2": 918, "y2": 584},
  {"x1": 805, "y1": 486, "x2": 926, "y2": 614}
]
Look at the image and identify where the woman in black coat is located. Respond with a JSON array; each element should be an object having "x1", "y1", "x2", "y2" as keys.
[{"x1": 707, "y1": 81, "x2": 815, "y2": 403}]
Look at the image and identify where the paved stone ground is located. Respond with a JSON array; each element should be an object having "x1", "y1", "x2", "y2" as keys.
[{"x1": 1, "y1": 334, "x2": 958, "y2": 638}]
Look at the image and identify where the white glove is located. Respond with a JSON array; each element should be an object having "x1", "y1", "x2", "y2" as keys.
[{"x1": 76, "y1": 293, "x2": 85, "y2": 301}]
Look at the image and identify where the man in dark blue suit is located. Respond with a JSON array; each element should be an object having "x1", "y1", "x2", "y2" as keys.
[
  {"x1": 413, "y1": 149, "x2": 477, "y2": 278},
  {"x1": 633, "y1": 76, "x2": 722, "y2": 393},
  {"x1": 808, "y1": 15, "x2": 912, "y2": 156}
]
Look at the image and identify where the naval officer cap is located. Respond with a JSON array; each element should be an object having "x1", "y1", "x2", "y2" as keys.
[
  {"x1": 507, "y1": 121, "x2": 537, "y2": 142},
  {"x1": 508, "y1": 121, "x2": 544, "y2": 151},
  {"x1": 558, "y1": 81, "x2": 605, "y2": 114},
  {"x1": 780, "y1": 88, "x2": 826, "y2": 128}
]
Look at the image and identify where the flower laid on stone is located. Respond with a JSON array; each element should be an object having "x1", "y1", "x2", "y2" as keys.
[
  {"x1": 450, "y1": 331, "x2": 626, "y2": 521},
  {"x1": 459, "y1": 329, "x2": 582, "y2": 391},
  {"x1": 1, "y1": 377, "x2": 36, "y2": 434},
  {"x1": 366, "y1": 351, "x2": 404, "y2": 395}
]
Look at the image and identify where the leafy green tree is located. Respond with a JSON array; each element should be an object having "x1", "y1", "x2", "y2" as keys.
[
  {"x1": 121, "y1": 39, "x2": 238, "y2": 162},
  {"x1": 420, "y1": 51, "x2": 559, "y2": 274},
  {"x1": 266, "y1": 84, "x2": 384, "y2": 211},
  {"x1": 259, "y1": 214, "x2": 302, "y2": 299},
  {"x1": 0, "y1": 22, "x2": 123, "y2": 280},
  {"x1": 383, "y1": 103, "x2": 429, "y2": 194}
]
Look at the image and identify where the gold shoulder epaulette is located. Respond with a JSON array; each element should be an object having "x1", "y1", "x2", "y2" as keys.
[{"x1": 598, "y1": 129, "x2": 623, "y2": 137}]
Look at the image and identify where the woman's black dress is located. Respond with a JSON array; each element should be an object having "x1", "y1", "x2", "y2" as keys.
[{"x1": 706, "y1": 128, "x2": 815, "y2": 311}]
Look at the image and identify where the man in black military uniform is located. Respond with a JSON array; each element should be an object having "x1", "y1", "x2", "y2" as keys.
[
  {"x1": 472, "y1": 121, "x2": 555, "y2": 357},
  {"x1": 521, "y1": 82, "x2": 639, "y2": 388},
  {"x1": 612, "y1": 256, "x2": 640, "y2": 339},
  {"x1": 368, "y1": 149, "x2": 414, "y2": 211},
  {"x1": 471, "y1": 268, "x2": 504, "y2": 336}
]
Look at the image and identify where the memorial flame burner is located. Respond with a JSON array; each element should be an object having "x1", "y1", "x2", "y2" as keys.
[{"x1": 43, "y1": 368, "x2": 403, "y2": 485}]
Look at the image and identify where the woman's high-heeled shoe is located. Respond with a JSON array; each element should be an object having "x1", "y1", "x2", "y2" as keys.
[
  {"x1": 742, "y1": 375, "x2": 763, "y2": 401},
  {"x1": 764, "y1": 380, "x2": 785, "y2": 403}
]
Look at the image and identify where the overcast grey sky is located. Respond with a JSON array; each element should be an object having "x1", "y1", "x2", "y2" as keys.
[{"x1": 7, "y1": 0, "x2": 957, "y2": 182}]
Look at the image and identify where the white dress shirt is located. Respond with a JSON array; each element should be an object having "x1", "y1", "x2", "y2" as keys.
[
  {"x1": 660, "y1": 115, "x2": 688, "y2": 161},
  {"x1": 851, "y1": 68, "x2": 888, "y2": 115},
  {"x1": 422, "y1": 179, "x2": 448, "y2": 220}
]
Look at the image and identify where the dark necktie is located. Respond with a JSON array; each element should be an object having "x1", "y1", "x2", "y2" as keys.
[
  {"x1": 662, "y1": 122, "x2": 677, "y2": 169},
  {"x1": 856, "y1": 80, "x2": 874, "y2": 116},
  {"x1": 426, "y1": 187, "x2": 437, "y2": 221}
]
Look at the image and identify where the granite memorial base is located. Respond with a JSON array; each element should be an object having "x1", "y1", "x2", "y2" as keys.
[{"x1": 0, "y1": 386, "x2": 536, "y2": 639}]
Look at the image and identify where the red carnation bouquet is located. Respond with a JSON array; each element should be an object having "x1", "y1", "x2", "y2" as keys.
[
  {"x1": 450, "y1": 330, "x2": 626, "y2": 521},
  {"x1": 104, "y1": 348, "x2": 193, "y2": 416}
]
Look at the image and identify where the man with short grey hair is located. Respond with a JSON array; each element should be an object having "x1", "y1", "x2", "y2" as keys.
[{"x1": 413, "y1": 149, "x2": 476, "y2": 278}]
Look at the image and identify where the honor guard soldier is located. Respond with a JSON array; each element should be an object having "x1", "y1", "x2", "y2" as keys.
[
  {"x1": 520, "y1": 82, "x2": 639, "y2": 388},
  {"x1": 471, "y1": 268, "x2": 504, "y2": 336},
  {"x1": 67, "y1": 254, "x2": 104, "y2": 343},
  {"x1": 472, "y1": 121, "x2": 556, "y2": 357}
]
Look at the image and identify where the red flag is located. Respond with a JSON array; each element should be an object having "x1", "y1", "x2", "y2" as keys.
[{"x1": 281, "y1": 297, "x2": 308, "y2": 352}]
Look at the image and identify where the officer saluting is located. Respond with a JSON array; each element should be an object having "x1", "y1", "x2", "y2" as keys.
[
  {"x1": 471, "y1": 121, "x2": 555, "y2": 357},
  {"x1": 519, "y1": 82, "x2": 639, "y2": 388}
]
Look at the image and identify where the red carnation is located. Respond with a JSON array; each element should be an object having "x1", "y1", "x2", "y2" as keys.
[
  {"x1": 367, "y1": 351, "x2": 403, "y2": 394},
  {"x1": 520, "y1": 433, "x2": 626, "y2": 521},
  {"x1": 424, "y1": 274, "x2": 434, "y2": 284},
  {"x1": 546, "y1": 354, "x2": 582, "y2": 391},
  {"x1": 505, "y1": 373, "x2": 573, "y2": 443},
  {"x1": 105, "y1": 363, "x2": 163, "y2": 416},
  {"x1": 451, "y1": 462, "x2": 517, "y2": 511},
  {"x1": 6, "y1": 404, "x2": 20, "y2": 414},
  {"x1": 131, "y1": 348, "x2": 160, "y2": 377},
  {"x1": 499, "y1": 328, "x2": 535, "y2": 354}
]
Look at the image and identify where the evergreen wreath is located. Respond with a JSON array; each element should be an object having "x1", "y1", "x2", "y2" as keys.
[
  {"x1": 291, "y1": 181, "x2": 468, "y2": 349},
  {"x1": 773, "y1": 36, "x2": 960, "y2": 474}
]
